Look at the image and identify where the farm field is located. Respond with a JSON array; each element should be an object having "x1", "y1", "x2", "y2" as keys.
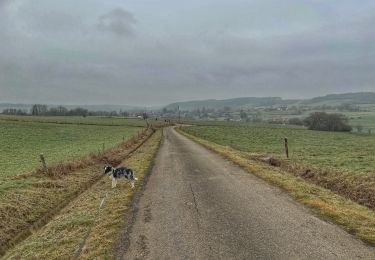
[
  {"x1": 260, "y1": 105, "x2": 375, "y2": 132},
  {"x1": 3, "y1": 130, "x2": 162, "y2": 260},
  {"x1": 0, "y1": 116, "x2": 144, "y2": 180},
  {"x1": 345, "y1": 111, "x2": 375, "y2": 132},
  {"x1": 0, "y1": 114, "x2": 148, "y2": 127},
  {"x1": 0, "y1": 115, "x2": 156, "y2": 256},
  {"x1": 181, "y1": 123, "x2": 375, "y2": 174},
  {"x1": 185, "y1": 104, "x2": 375, "y2": 132}
]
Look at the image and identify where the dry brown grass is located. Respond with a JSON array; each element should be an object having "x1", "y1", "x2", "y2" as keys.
[
  {"x1": 0, "y1": 128, "x2": 155, "y2": 257},
  {"x1": 3, "y1": 130, "x2": 162, "y2": 259},
  {"x1": 249, "y1": 154, "x2": 375, "y2": 209},
  {"x1": 181, "y1": 124, "x2": 375, "y2": 210},
  {"x1": 178, "y1": 128, "x2": 375, "y2": 244},
  {"x1": 31, "y1": 129, "x2": 151, "y2": 178}
]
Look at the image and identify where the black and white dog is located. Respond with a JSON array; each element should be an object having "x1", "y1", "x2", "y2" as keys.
[{"x1": 104, "y1": 165, "x2": 138, "y2": 188}]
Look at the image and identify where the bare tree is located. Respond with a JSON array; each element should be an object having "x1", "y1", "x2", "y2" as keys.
[
  {"x1": 356, "y1": 124, "x2": 363, "y2": 133},
  {"x1": 31, "y1": 104, "x2": 48, "y2": 116},
  {"x1": 142, "y1": 112, "x2": 149, "y2": 127}
]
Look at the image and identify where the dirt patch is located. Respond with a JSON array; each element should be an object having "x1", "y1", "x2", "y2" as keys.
[
  {"x1": 144, "y1": 204, "x2": 152, "y2": 223},
  {"x1": 260, "y1": 156, "x2": 282, "y2": 167},
  {"x1": 32, "y1": 181, "x2": 65, "y2": 189}
]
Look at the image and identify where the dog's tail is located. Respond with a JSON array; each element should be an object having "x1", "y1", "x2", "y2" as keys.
[
  {"x1": 133, "y1": 170, "x2": 138, "y2": 181},
  {"x1": 128, "y1": 169, "x2": 137, "y2": 181}
]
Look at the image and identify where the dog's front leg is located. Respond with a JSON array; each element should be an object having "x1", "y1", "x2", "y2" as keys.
[{"x1": 112, "y1": 176, "x2": 117, "y2": 188}]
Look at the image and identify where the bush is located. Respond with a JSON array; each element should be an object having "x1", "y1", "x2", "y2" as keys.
[{"x1": 304, "y1": 112, "x2": 352, "y2": 132}]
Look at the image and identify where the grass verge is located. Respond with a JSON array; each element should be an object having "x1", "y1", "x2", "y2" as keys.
[
  {"x1": 2, "y1": 130, "x2": 162, "y2": 259},
  {"x1": 177, "y1": 128, "x2": 375, "y2": 244},
  {"x1": 0, "y1": 128, "x2": 154, "y2": 257}
]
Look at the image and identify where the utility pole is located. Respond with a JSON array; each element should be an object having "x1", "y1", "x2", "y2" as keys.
[
  {"x1": 178, "y1": 105, "x2": 181, "y2": 123},
  {"x1": 39, "y1": 154, "x2": 49, "y2": 175},
  {"x1": 284, "y1": 138, "x2": 289, "y2": 158}
]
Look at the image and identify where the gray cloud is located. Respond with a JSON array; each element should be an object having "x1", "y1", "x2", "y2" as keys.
[
  {"x1": 0, "y1": 0, "x2": 374, "y2": 106},
  {"x1": 0, "y1": 0, "x2": 10, "y2": 6},
  {"x1": 97, "y1": 7, "x2": 136, "y2": 37}
]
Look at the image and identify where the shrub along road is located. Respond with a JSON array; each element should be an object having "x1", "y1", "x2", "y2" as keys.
[{"x1": 118, "y1": 127, "x2": 374, "y2": 259}]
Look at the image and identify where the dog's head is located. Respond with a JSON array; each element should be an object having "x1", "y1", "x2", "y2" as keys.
[{"x1": 104, "y1": 165, "x2": 113, "y2": 174}]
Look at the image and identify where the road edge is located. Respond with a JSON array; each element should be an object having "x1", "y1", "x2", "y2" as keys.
[
  {"x1": 113, "y1": 128, "x2": 165, "y2": 259},
  {"x1": 176, "y1": 127, "x2": 375, "y2": 246}
]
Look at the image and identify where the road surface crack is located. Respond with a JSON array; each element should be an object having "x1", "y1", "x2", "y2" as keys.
[{"x1": 190, "y1": 184, "x2": 201, "y2": 229}]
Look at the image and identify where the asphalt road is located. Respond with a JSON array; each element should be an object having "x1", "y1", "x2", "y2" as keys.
[{"x1": 118, "y1": 127, "x2": 374, "y2": 260}]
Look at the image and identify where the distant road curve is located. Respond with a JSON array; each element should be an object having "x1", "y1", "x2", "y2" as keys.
[{"x1": 117, "y1": 127, "x2": 374, "y2": 260}]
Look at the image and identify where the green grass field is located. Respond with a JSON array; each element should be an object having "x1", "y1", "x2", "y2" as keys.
[
  {"x1": 182, "y1": 123, "x2": 375, "y2": 174},
  {"x1": 189, "y1": 104, "x2": 375, "y2": 132},
  {"x1": 0, "y1": 116, "x2": 144, "y2": 179},
  {"x1": 265, "y1": 105, "x2": 375, "y2": 132},
  {"x1": 0, "y1": 114, "x2": 148, "y2": 127},
  {"x1": 0, "y1": 129, "x2": 155, "y2": 256},
  {"x1": 0, "y1": 116, "x2": 153, "y2": 255},
  {"x1": 2, "y1": 130, "x2": 162, "y2": 259}
]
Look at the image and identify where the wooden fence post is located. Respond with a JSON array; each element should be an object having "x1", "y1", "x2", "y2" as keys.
[
  {"x1": 39, "y1": 153, "x2": 49, "y2": 174},
  {"x1": 284, "y1": 138, "x2": 289, "y2": 158}
]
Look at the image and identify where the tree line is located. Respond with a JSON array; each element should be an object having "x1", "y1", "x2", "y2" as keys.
[
  {"x1": 2, "y1": 105, "x2": 355, "y2": 132},
  {"x1": 2, "y1": 104, "x2": 131, "y2": 117}
]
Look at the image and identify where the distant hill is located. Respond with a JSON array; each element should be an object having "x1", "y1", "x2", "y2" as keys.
[
  {"x1": 164, "y1": 92, "x2": 375, "y2": 111},
  {"x1": 300, "y1": 92, "x2": 375, "y2": 106},
  {"x1": 2, "y1": 92, "x2": 374, "y2": 113},
  {"x1": 71, "y1": 104, "x2": 147, "y2": 112},
  {"x1": 165, "y1": 97, "x2": 298, "y2": 111}
]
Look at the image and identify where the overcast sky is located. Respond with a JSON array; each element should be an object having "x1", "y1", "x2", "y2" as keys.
[{"x1": 0, "y1": 0, "x2": 374, "y2": 106}]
